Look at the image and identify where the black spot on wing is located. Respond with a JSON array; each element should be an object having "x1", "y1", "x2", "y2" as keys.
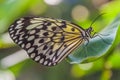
[
  {"x1": 71, "y1": 28, "x2": 75, "y2": 31},
  {"x1": 43, "y1": 45, "x2": 48, "y2": 50},
  {"x1": 39, "y1": 39, "x2": 44, "y2": 43},
  {"x1": 61, "y1": 36, "x2": 64, "y2": 41},
  {"x1": 52, "y1": 27, "x2": 57, "y2": 31},
  {"x1": 43, "y1": 32, "x2": 49, "y2": 36},
  {"x1": 60, "y1": 21, "x2": 67, "y2": 28},
  {"x1": 41, "y1": 26, "x2": 47, "y2": 30},
  {"x1": 22, "y1": 17, "x2": 32, "y2": 27}
]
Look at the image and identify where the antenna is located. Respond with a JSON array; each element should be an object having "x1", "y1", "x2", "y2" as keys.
[{"x1": 90, "y1": 13, "x2": 105, "y2": 27}]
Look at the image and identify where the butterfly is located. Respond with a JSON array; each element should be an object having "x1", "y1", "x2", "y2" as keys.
[{"x1": 8, "y1": 17, "x2": 94, "y2": 66}]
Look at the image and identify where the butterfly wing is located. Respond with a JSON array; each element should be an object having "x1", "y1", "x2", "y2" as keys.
[{"x1": 9, "y1": 17, "x2": 85, "y2": 66}]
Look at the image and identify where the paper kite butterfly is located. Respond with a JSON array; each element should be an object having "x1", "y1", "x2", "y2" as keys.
[{"x1": 8, "y1": 17, "x2": 94, "y2": 66}]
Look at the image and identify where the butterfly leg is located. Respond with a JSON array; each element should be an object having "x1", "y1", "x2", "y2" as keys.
[
  {"x1": 84, "y1": 38, "x2": 89, "y2": 46},
  {"x1": 92, "y1": 32, "x2": 111, "y2": 45}
]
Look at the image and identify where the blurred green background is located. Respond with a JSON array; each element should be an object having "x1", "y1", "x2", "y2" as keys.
[{"x1": 0, "y1": 0, "x2": 120, "y2": 80}]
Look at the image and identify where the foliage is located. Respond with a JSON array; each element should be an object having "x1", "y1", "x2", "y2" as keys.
[{"x1": 0, "y1": 0, "x2": 120, "y2": 80}]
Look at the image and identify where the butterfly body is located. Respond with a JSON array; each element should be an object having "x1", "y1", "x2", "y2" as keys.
[{"x1": 9, "y1": 17, "x2": 93, "y2": 66}]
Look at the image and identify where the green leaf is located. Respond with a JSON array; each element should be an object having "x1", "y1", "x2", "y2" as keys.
[{"x1": 67, "y1": 14, "x2": 120, "y2": 64}]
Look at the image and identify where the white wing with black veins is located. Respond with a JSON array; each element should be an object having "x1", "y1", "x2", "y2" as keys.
[{"x1": 8, "y1": 17, "x2": 85, "y2": 66}]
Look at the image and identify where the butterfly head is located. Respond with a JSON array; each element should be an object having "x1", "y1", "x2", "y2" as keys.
[
  {"x1": 87, "y1": 27, "x2": 93, "y2": 32},
  {"x1": 85, "y1": 27, "x2": 94, "y2": 38},
  {"x1": 86, "y1": 13, "x2": 105, "y2": 38}
]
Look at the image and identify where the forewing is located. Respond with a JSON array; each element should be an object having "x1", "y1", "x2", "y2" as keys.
[{"x1": 8, "y1": 17, "x2": 85, "y2": 66}]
